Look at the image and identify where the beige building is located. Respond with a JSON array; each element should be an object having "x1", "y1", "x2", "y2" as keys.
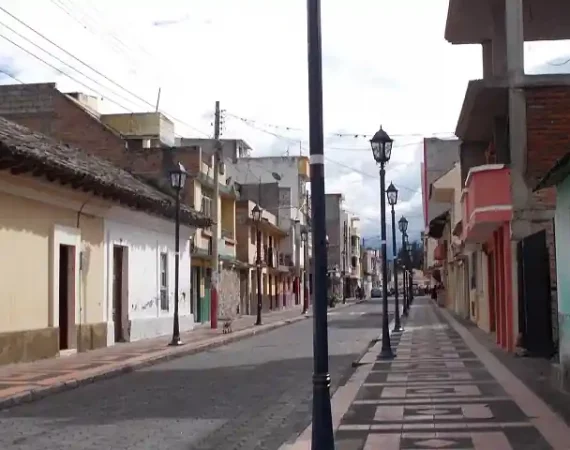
[
  {"x1": 0, "y1": 118, "x2": 208, "y2": 365},
  {"x1": 235, "y1": 200, "x2": 290, "y2": 315}
]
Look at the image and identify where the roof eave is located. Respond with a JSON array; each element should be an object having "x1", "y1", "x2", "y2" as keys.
[{"x1": 534, "y1": 151, "x2": 570, "y2": 191}]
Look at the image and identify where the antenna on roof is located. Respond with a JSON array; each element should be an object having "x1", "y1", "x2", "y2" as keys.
[{"x1": 155, "y1": 87, "x2": 161, "y2": 112}]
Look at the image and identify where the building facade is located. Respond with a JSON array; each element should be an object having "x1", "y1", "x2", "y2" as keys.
[
  {"x1": 230, "y1": 156, "x2": 310, "y2": 307},
  {"x1": 423, "y1": 1, "x2": 569, "y2": 370},
  {"x1": 235, "y1": 200, "x2": 292, "y2": 315},
  {"x1": 103, "y1": 208, "x2": 195, "y2": 344},
  {"x1": 0, "y1": 117, "x2": 208, "y2": 364},
  {"x1": 445, "y1": 0, "x2": 567, "y2": 355}
]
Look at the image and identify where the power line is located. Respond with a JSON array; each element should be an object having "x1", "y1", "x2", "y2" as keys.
[
  {"x1": 0, "y1": 19, "x2": 146, "y2": 110},
  {"x1": 48, "y1": 0, "x2": 151, "y2": 78},
  {"x1": 0, "y1": 32, "x2": 138, "y2": 113},
  {"x1": 0, "y1": 5, "x2": 210, "y2": 137},
  {"x1": 0, "y1": 68, "x2": 23, "y2": 84},
  {"x1": 230, "y1": 115, "x2": 421, "y2": 193},
  {"x1": 227, "y1": 111, "x2": 456, "y2": 140}
]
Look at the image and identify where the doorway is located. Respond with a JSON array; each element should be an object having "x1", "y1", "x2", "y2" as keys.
[
  {"x1": 58, "y1": 244, "x2": 75, "y2": 351},
  {"x1": 112, "y1": 245, "x2": 128, "y2": 343},
  {"x1": 517, "y1": 230, "x2": 554, "y2": 357},
  {"x1": 487, "y1": 252, "x2": 496, "y2": 333}
]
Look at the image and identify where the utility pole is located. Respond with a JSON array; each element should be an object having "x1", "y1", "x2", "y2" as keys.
[
  {"x1": 210, "y1": 100, "x2": 221, "y2": 329},
  {"x1": 342, "y1": 220, "x2": 347, "y2": 303},
  {"x1": 302, "y1": 190, "x2": 311, "y2": 313}
]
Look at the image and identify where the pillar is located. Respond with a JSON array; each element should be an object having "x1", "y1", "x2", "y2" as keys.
[{"x1": 505, "y1": 0, "x2": 527, "y2": 348}]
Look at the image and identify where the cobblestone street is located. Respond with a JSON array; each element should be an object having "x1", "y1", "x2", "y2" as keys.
[{"x1": 0, "y1": 300, "x2": 388, "y2": 450}]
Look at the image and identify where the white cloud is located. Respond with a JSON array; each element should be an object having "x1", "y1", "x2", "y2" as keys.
[{"x1": 0, "y1": 0, "x2": 568, "y2": 240}]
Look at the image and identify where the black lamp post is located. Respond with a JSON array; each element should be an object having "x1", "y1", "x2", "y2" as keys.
[
  {"x1": 306, "y1": 0, "x2": 335, "y2": 443},
  {"x1": 398, "y1": 216, "x2": 409, "y2": 316},
  {"x1": 168, "y1": 162, "x2": 188, "y2": 347},
  {"x1": 301, "y1": 226, "x2": 310, "y2": 314},
  {"x1": 252, "y1": 204, "x2": 263, "y2": 326},
  {"x1": 387, "y1": 183, "x2": 403, "y2": 333},
  {"x1": 407, "y1": 235, "x2": 414, "y2": 304},
  {"x1": 370, "y1": 126, "x2": 395, "y2": 360}
]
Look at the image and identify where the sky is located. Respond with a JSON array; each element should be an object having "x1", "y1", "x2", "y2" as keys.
[{"x1": 0, "y1": 0, "x2": 569, "y2": 241}]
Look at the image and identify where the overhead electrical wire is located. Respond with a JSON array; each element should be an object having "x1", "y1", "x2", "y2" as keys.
[
  {"x1": 49, "y1": 0, "x2": 153, "y2": 80},
  {"x1": 0, "y1": 68, "x2": 23, "y2": 84},
  {"x1": 0, "y1": 4, "x2": 210, "y2": 137},
  {"x1": 226, "y1": 111, "x2": 456, "y2": 140},
  {"x1": 0, "y1": 4, "x2": 424, "y2": 220},
  {"x1": 227, "y1": 113, "x2": 422, "y2": 194}
]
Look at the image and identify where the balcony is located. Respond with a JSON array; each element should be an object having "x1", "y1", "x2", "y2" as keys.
[
  {"x1": 278, "y1": 253, "x2": 294, "y2": 272},
  {"x1": 219, "y1": 238, "x2": 236, "y2": 260},
  {"x1": 264, "y1": 246, "x2": 277, "y2": 268},
  {"x1": 462, "y1": 164, "x2": 512, "y2": 244},
  {"x1": 221, "y1": 227, "x2": 235, "y2": 241},
  {"x1": 434, "y1": 242, "x2": 447, "y2": 261}
]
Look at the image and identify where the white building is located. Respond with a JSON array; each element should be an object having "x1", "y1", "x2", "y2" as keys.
[
  {"x1": 229, "y1": 155, "x2": 311, "y2": 306},
  {"x1": 104, "y1": 207, "x2": 197, "y2": 345}
]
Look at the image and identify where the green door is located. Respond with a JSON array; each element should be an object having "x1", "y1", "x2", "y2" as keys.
[{"x1": 200, "y1": 288, "x2": 211, "y2": 323}]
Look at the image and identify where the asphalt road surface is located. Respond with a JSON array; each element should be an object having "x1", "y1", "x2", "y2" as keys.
[{"x1": 0, "y1": 299, "x2": 391, "y2": 450}]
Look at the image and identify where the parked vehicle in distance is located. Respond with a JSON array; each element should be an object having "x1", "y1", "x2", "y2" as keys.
[{"x1": 371, "y1": 288, "x2": 382, "y2": 298}]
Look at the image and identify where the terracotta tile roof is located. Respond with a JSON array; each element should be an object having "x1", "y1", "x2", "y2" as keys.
[{"x1": 0, "y1": 117, "x2": 211, "y2": 228}]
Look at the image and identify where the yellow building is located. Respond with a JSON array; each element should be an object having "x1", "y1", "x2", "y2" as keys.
[
  {"x1": 0, "y1": 118, "x2": 209, "y2": 364},
  {"x1": 176, "y1": 147, "x2": 241, "y2": 323}
]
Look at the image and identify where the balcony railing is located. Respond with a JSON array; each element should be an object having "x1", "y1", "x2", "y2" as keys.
[
  {"x1": 264, "y1": 246, "x2": 278, "y2": 268},
  {"x1": 221, "y1": 228, "x2": 234, "y2": 240},
  {"x1": 279, "y1": 253, "x2": 294, "y2": 267}
]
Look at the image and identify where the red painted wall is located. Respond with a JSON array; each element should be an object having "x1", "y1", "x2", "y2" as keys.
[{"x1": 486, "y1": 224, "x2": 514, "y2": 352}]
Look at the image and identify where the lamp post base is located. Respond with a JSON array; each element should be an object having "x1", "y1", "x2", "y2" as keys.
[
  {"x1": 311, "y1": 373, "x2": 334, "y2": 449},
  {"x1": 392, "y1": 325, "x2": 404, "y2": 333},
  {"x1": 168, "y1": 338, "x2": 182, "y2": 347},
  {"x1": 378, "y1": 346, "x2": 395, "y2": 360}
]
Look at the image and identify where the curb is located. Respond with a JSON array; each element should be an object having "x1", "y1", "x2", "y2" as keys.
[
  {"x1": 279, "y1": 313, "x2": 399, "y2": 450},
  {"x1": 0, "y1": 300, "x2": 366, "y2": 410},
  {"x1": 0, "y1": 316, "x2": 307, "y2": 410}
]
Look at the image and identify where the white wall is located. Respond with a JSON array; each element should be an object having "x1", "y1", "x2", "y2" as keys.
[
  {"x1": 231, "y1": 157, "x2": 306, "y2": 223},
  {"x1": 104, "y1": 207, "x2": 195, "y2": 344}
]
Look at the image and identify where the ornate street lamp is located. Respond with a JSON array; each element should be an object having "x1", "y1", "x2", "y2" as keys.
[
  {"x1": 386, "y1": 183, "x2": 403, "y2": 333},
  {"x1": 398, "y1": 216, "x2": 409, "y2": 316},
  {"x1": 406, "y1": 234, "x2": 414, "y2": 304},
  {"x1": 301, "y1": 226, "x2": 310, "y2": 315},
  {"x1": 371, "y1": 126, "x2": 395, "y2": 360},
  {"x1": 252, "y1": 204, "x2": 263, "y2": 326},
  {"x1": 168, "y1": 162, "x2": 188, "y2": 347}
]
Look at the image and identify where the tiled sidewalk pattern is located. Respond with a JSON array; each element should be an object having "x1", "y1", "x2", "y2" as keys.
[
  {"x1": 0, "y1": 305, "x2": 325, "y2": 407},
  {"x1": 335, "y1": 299, "x2": 566, "y2": 449}
]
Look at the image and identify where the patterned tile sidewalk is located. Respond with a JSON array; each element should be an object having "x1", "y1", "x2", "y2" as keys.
[
  {"x1": 332, "y1": 298, "x2": 570, "y2": 449},
  {"x1": 0, "y1": 303, "x2": 366, "y2": 409}
]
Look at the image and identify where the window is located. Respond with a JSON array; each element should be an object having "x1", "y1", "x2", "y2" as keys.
[
  {"x1": 160, "y1": 252, "x2": 169, "y2": 311},
  {"x1": 250, "y1": 226, "x2": 256, "y2": 245},
  {"x1": 201, "y1": 195, "x2": 212, "y2": 217}
]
